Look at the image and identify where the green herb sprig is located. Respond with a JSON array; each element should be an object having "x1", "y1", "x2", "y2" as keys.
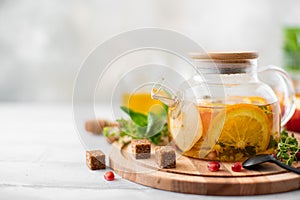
[
  {"x1": 103, "y1": 106, "x2": 169, "y2": 145},
  {"x1": 276, "y1": 129, "x2": 300, "y2": 166}
]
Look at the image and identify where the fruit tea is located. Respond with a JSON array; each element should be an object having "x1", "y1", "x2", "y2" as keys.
[
  {"x1": 177, "y1": 98, "x2": 281, "y2": 162},
  {"x1": 122, "y1": 93, "x2": 163, "y2": 115}
]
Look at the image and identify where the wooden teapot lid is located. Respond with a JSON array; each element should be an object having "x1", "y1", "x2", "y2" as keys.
[
  {"x1": 189, "y1": 51, "x2": 258, "y2": 73},
  {"x1": 189, "y1": 51, "x2": 259, "y2": 61}
]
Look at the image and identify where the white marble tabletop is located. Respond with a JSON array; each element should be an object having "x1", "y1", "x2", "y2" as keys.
[{"x1": 0, "y1": 103, "x2": 299, "y2": 200}]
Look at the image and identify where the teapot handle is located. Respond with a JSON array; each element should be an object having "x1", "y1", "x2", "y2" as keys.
[{"x1": 258, "y1": 65, "x2": 296, "y2": 127}]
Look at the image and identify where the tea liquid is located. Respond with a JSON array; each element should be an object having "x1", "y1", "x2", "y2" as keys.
[
  {"x1": 122, "y1": 93, "x2": 163, "y2": 114},
  {"x1": 182, "y1": 100, "x2": 280, "y2": 162}
]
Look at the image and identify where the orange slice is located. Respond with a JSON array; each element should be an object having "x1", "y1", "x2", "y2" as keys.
[{"x1": 205, "y1": 104, "x2": 270, "y2": 154}]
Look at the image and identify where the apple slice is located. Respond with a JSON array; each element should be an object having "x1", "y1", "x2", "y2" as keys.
[{"x1": 169, "y1": 102, "x2": 203, "y2": 152}]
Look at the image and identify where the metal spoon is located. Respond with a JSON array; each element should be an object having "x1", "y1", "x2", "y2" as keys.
[{"x1": 242, "y1": 154, "x2": 300, "y2": 174}]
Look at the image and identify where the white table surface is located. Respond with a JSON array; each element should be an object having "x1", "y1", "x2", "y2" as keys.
[{"x1": 0, "y1": 103, "x2": 299, "y2": 200}]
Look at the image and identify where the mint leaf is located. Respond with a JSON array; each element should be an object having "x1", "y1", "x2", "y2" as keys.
[
  {"x1": 162, "y1": 103, "x2": 169, "y2": 113},
  {"x1": 149, "y1": 132, "x2": 162, "y2": 145},
  {"x1": 148, "y1": 123, "x2": 168, "y2": 145},
  {"x1": 145, "y1": 111, "x2": 167, "y2": 137},
  {"x1": 118, "y1": 104, "x2": 169, "y2": 145},
  {"x1": 117, "y1": 118, "x2": 146, "y2": 138},
  {"x1": 120, "y1": 106, "x2": 148, "y2": 127}
]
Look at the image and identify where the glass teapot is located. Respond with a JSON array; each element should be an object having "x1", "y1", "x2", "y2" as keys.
[{"x1": 152, "y1": 52, "x2": 296, "y2": 162}]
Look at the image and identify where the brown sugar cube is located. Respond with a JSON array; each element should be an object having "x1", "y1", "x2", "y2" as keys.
[
  {"x1": 155, "y1": 146, "x2": 176, "y2": 169},
  {"x1": 131, "y1": 139, "x2": 151, "y2": 159},
  {"x1": 85, "y1": 120, "x2": 103, "y2": 134},
  {"x1": 86, "y1": 150, "x2": 106, "y2": 170}
]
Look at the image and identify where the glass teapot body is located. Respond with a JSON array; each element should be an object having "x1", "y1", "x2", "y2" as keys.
[{"x1": 152, "y1": 52, "x2": 295, "y2": 162}]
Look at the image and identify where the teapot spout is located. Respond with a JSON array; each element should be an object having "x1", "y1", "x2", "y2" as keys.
[
  {"x1": 151, "y1": 83, "x2": 176, "y2": 107},
  {"x1": 151, "y1": 82, "x2": 182, "y2": 119}
]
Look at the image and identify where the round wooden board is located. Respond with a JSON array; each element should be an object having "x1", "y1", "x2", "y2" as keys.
[{"x1": 109, "y1": 134, "x2": 300, "y2": 196}]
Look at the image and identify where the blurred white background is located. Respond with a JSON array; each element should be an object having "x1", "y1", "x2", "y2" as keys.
[{"x1": 1, "y1": 0, "x2": 300, "y2": 102}]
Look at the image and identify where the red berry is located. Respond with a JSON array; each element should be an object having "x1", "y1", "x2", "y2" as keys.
[
  {"x1": 207, "y1": 161, "x2": 220, "y2": 172},
  {"x1": 104, "y1": 171, "x2": 115, "y2": 181},
  {"x1": 232, "y1": 162, "x2": 242, "y2": 172},
  {"x1": 296, "y1": 152, "x2": 300, "y2": 160},
  {"x1": 272, "y1": 153, "x2": 278, "y2": 160}
]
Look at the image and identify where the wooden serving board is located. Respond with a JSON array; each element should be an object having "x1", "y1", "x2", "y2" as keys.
[{"x1": 109, "y1": 134, "x2": 300, "y2": 196}]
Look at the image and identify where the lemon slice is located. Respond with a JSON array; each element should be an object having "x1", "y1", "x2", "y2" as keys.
[
  {"x1": 169, "y1": 102, "x2": 203, "y2": 152},
  {"x1": 206, "y1": 104, "x2": 270, "y2": 155}
]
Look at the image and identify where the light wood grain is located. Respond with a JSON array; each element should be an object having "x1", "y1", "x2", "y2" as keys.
[{"x1": 109, "y1": 134, "x2": 300, "y2": 196}]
